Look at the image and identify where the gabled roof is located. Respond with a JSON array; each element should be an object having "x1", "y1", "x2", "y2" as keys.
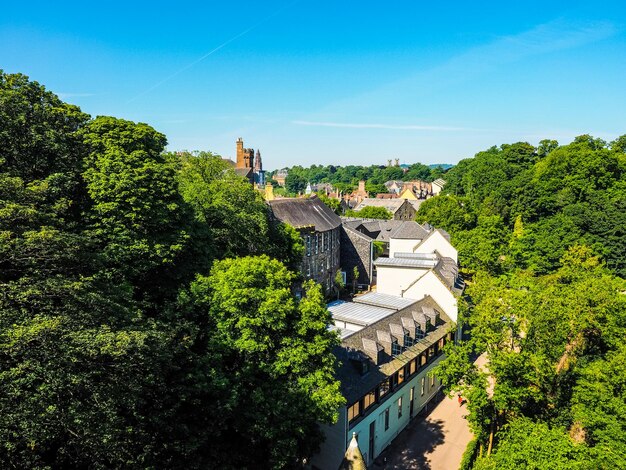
[
  {"x1": 341, "y1": 219, "x2": 432, "y2": 243},
  {"x1": 389, "y1": 221, "x2": 429, "y2": 240},
  {"x1": 354, "y1": 198, "x2": 408, "y2": 213},
  {"x1": 268, "y1": 195, "x2": 341, "y2": 232}
]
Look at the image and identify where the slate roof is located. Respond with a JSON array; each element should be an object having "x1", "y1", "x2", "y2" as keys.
[
  {"x1": 389, "y1": 221, "x2": 429, "y2": 240},
  {"x1": 234, "y1": 167, "x2": 253, "y2": 178},
  {"x1": 268, "y1": 195, "x2": 341, "y2": 232},
  {"x1": 354, "y1": 198, "x2": 407, "y2": 213},
  {"x1": 341, "y1": 219, "x2": 432, "y2": 243},
  {"x1": 334, "y1": 295, "x2": 451, "y2": 403}
]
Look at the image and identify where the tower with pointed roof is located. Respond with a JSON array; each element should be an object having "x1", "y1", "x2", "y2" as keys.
[{"x1": 339, "y1": 433, "x2": 367, "y2": 470}]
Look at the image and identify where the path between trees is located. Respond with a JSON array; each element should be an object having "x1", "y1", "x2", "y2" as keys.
[{"x1": 371, "y1": 354, "x2": 488, "y2": 469}]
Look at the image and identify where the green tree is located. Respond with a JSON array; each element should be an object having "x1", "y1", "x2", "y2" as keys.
[
  {"x1": 345, "y1": 206, "x2": 392, "y2": 219},
  {"x1": 317, "y1": 192, "x2": 342, "y2": 215},
  {"x1": 186, "y1": 256, "x2": 344, "y2": 468},
  {"x1": 176, "y1": 151, "x2": 304, "y2": 270},
  {"x1": 285, "y1": 172, "x2": 307, "y2": 194}
]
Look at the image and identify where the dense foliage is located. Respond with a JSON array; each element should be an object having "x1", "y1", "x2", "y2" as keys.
[
  {"x1": 0, "y1": 72, "x2": 343, "y2": 469},
  {"x1": 426, "y1": 138, "x2": 626, "y2": 468},
  {"x1": 270, "y1": 162, "x2": 447, "y2": 196},
  {"x1": 344, "y1": 206, "x2": 392, "y2": 219},
  {"x1": 417, "y1": 138, "x2": 626, "y2": 277}
]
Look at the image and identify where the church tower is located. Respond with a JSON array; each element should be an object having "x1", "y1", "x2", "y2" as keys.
[
  {"x1": 254, "y1": 149, "x2": 262, "y2": 173},
  {"x1": 236, "y1": 137, "x2": 245, "y2": 168}
]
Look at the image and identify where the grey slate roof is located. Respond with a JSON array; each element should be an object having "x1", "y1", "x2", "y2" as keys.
[
  {"x1": 341, "y1": 219, "x2": 432, "y2": 243},
  {"x1": 354, "y1": 198, "x2": 407, "y2": 213},
  {"x1": 268, "y1": 195, "x2": 341, "y2": 232},
  {"x1": 335, "y1": 295, "x2": 451, "y2": 403},
  {"x1": 389, "y1": 221, "x2": 429, "y2": 240}
]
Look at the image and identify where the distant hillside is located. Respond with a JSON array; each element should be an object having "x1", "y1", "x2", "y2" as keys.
[{"x1": 428, "y1": 163, "x2": 454, "y2": 170}]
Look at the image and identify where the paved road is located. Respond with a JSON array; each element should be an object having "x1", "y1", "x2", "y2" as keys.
[{"x1": 372, "y1": 354, "x2": 487, "y2": 470}]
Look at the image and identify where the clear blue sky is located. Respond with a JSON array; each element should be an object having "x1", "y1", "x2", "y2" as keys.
[{"x1": 2, "y1": 1, "x2": 625, "y2": 169}]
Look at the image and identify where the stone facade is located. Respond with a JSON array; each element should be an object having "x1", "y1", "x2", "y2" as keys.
[
  {"x1": 268, "y1": 196, "x2": 342, "y2": 295},
  {"x1": 301, "y1": 226, "x2": 341, "y2": 293},
  {"x1": 340, "y1": 225, "x2": 373, "y2": 287}
]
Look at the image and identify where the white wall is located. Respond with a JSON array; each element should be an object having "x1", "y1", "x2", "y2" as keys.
[
  {"x1": 389, "y1": 238, "x2": 422, "y2": 258},
  {"x1": 402, "y1": 271, "x2": 458, "y2": 322},
  {"x1": 414, "y1": 230, "x2": 457, "y2": 263},
  {"x1": 432, "y1": 181, "x2": 444, "y2": 195},
  {"x1": 375, "y1": 266, "x2": 428, "y2": 297}
]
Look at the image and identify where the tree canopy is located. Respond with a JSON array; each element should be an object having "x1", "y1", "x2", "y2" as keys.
[
  {"x1": 428, "y1": 136, "x2": 626, "y2": 469},
  {"x1": 0, "y1": 71, "x2": 341, "y2": 469}
]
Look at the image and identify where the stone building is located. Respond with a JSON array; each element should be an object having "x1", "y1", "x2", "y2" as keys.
[
  {"x1": 234, "y1": 138, "x2": 265, "y2": 186},
  {"x1": 268, "y1": 195, "x2": 341, "y2": 293}
]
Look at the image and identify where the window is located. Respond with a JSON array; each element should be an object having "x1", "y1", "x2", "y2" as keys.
[
  {"x1": 391, "y1": 341, "x2": 402, "y2": 356},
  {"x1": 397, "y1": 368, "x2": 405, "y2": 386},
  {"x1": 314, "y1": 234, "x2": 319, "y2": 254},
  {"x1": 404, "y1": 333, "x2": 413, "y2": 347},
  {"x1": 348, "y1": 401, "x2": 360, "y2": 422},
  {"x1": 415, "y1": 327, "x2": 425, "y2": 340},
  {"x1": 420, "y1": 353, "x2": 427, "y2": 366},
  {"x1": 306, "y1": 236, "x2": 311, "y2": 256},
  {"x1": 363, "y1": 390, "x2": 376, "y2": 411},
  {"x1": 428, "y1": 345, "x2": 435, "y2": 359},
  {"x1": 384, "y1": 408, "x2": 390, "y2": 430},
  {"x1": 324, "y1": 232, "x2": 329, "y2": 252},
  {"x1": 430, "y1": 375, "x2": 435, "y2": 388},
  {"x1": 438, "y1": 337, "x2": 445, "y2": 353},
  {"x1": 398, "y1": 396, "x2": 403, "y2": 418},
  {"x1": 379, "y1": 378, "x2": 390, "y2": 398},
  {"x1": 421, "y1": 377, "x2": 425, "y2": 396},
  {"x1": 409, "y1": 359, "x2": 417, "y2": 375}
]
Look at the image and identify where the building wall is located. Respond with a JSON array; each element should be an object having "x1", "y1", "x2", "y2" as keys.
[
  {"x1": 375, "y1": 268, "x2": 457, "y2": 322},
  {"x1": 340, "y1": 227, "x2": 373, "y2": 286},
  {"x1": 415, "y1": 231, "x2": 458, "y2": 263},
  {"x1": 313, "y1": 355, "x2": 443, "y2": 469},
  {"x1": 375, "y1": 266, "x2": 428, "y2": 297},
  {"x1": 301, "y1": 227, "x2": 341, "y2": 294},
  {"x1": 432, "y1": 181, "x2": 444, "y2": 195},
  {"x1": 391, "y1": 201, "x2": 416, "y2": 221},
  {"x1": 403, "y1": 271, "x2": 458, "y2": 323},
  {"x1": 310, "y1": 407, "x2": 347, "y2": 470},
  {"x1": 389, "y1": 238, "x2": 421, "y2": 258}
]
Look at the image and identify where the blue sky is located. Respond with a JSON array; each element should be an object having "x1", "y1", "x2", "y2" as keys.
[{"x1": 2, "y1": 1, "x2": 625, "y2": 169}]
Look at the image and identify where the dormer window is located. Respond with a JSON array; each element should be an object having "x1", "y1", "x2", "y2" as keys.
[
  {"x1": 391, "y1": 341, "x2": 402, "y2": 356},
  {"x1": 404, "y1": 333, "x2": 414, "y2": 347}
]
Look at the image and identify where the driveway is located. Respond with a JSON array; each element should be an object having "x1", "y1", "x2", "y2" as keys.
[{"x1": 371, "y1": 354, "x2": 488, "y2": 469}]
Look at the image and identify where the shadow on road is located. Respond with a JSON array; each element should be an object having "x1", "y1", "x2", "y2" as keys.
[{"x1": 372, "y1": 417, "x2": 445, "y2": 470}]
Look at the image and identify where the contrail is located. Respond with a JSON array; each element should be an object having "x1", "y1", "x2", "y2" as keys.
[{"x1": 127, "y1": 0, "x2": 300, "y2": 103}]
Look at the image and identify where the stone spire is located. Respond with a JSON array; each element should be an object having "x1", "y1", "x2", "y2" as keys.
[
  {"x1": 255, "y1": 149, "x2": 262, "y2": 172},
  {"x1": 339, "y1": 433, "x2": 367, "y2": 470}
]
